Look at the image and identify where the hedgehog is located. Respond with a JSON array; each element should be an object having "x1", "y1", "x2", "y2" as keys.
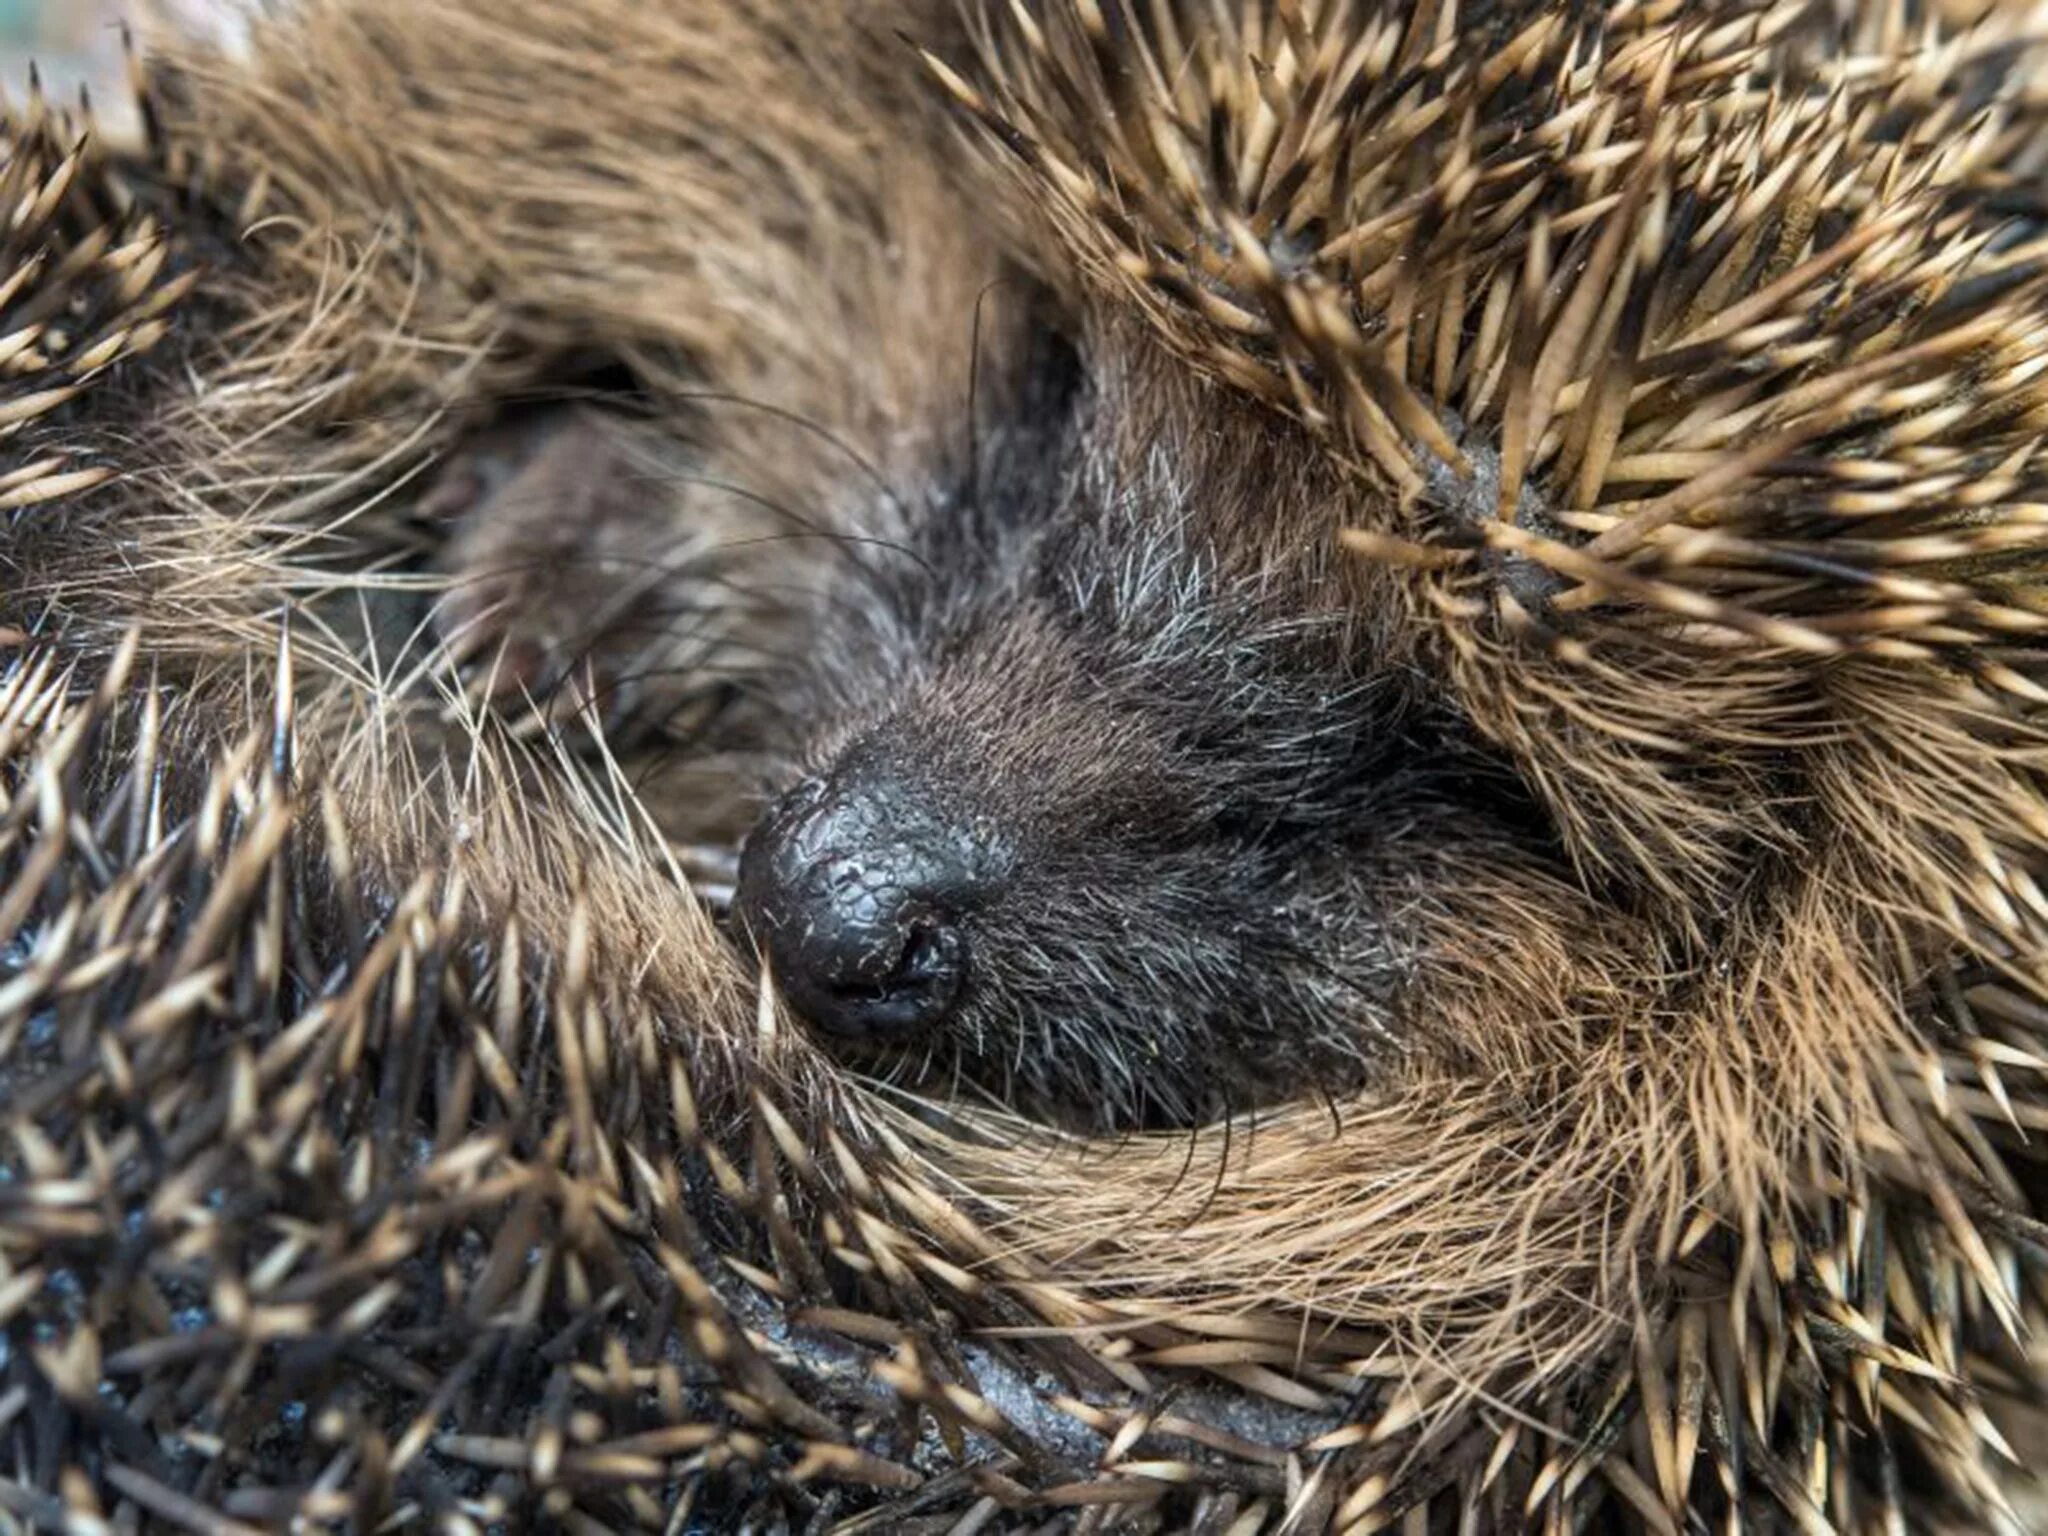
[{"x1": 1, "y1": 0, "x2": 2047, "y2": 1532}]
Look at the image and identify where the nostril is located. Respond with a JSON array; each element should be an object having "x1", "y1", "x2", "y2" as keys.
[
  {"x1": 893, "y1": 922, "x2": 960, "y2": 991},
  {"x1": 749, "y1": 883, "x2": 970, "y2": 1040},
  {"x1": 733, "y1": 761, "x2": 992, "y2": 1043},
  {"x1": 811, "y1": 916, "x2": 968, "y2": 1035}
]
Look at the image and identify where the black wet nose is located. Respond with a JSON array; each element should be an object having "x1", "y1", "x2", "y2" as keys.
[{"x1": 735, "y1": 763, "x2": 990, "y2": 1041}]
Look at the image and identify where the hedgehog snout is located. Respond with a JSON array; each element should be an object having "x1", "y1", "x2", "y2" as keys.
[{"x1": 735, "y1": 760, "x2": 993, "y2": 1042}]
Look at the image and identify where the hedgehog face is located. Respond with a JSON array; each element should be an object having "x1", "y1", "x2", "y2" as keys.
[
  {"x1": 711, "y1": 334, "x2": 1547, "y2": 1129},
  {"x1": 730, "y1": 509, "x2": 1397, "y2": 1125},
  {"x1": 430, "y1": 325, "x2": 1544, "y2": 1129},
  {"x1": 731, "y1": 562, "x2": 1407, "y2": 1128}
]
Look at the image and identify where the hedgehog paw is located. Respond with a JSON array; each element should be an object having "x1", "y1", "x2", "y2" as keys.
[{"x1": 425, "y1": 405, "x2": 680, "y2": 734}]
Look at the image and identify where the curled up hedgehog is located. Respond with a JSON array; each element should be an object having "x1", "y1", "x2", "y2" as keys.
[{"x1": 2, "y1": 0, "x2": 2048, "y2": 1529}]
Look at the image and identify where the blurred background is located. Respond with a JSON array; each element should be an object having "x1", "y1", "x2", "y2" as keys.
[
  {"x1": 0, "y1": 1, "x2": 239, "y2": 142},
  {"x1": 0, "y1": 1, "x2": 126, "y2": 93}
]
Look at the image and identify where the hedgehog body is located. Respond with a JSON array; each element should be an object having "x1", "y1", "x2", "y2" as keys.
[{"x1": 0, "y1": 2, "x2": 2046, "y2": 1532}]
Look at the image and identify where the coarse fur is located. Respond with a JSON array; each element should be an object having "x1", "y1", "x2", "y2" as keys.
[{"x1": 0, "y1": 1, "x2": 2046, "y2": 1532}]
